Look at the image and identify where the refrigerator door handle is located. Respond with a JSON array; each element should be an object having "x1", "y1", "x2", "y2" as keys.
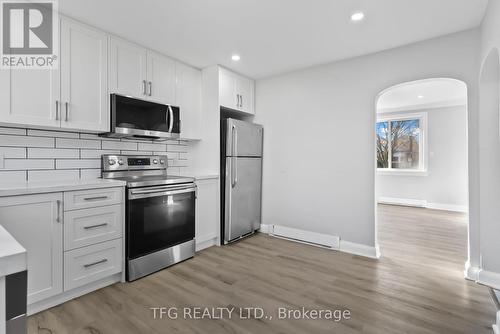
[{"x1": 232, "y1": 125, "x2": 238, "y2": 187}]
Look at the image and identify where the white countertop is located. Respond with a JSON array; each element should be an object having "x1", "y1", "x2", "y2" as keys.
[
  {"x1": 0, "y1": 179, "x2": 126, "y2": 197},
  {"x1": 0, "y1": 225, "x2": 26, "y2": 277}
]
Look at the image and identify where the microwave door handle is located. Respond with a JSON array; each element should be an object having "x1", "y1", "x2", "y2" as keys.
[{"x1": 168, "y1": 105, "x2": 174, "y2": 133}]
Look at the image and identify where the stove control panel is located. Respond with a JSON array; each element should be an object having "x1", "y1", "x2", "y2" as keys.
[{"x1": 102, "y1": 155, "x2": 168, "y2": 171}]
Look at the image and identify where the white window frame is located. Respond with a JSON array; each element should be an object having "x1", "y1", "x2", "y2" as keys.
[{"x1": 376, "y1": 112, "x2": 428, "y2": 176}]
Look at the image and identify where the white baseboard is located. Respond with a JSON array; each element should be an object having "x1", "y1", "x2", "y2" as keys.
[
  {"x1": 378, "y1": 197, "x2": 468, "y2": 213},
  {"x1": 464, "y1": 261, "x2": 480, "y2": 281},
  {"x1": 195, "y1": 233, "x2": 218, "y2": 252},
  {"x1": 340, "y1": 240, "x2": 381, "y2": 259},
  {"x1": 28, "y1": 273, "x2": 121, "y2": 315},
  {"x1": 262, "y1": 224, "x2": 380, "y2": 259},
  {"x1": 477, "y1": 269, "x2": 500, "y2": 291},
  {"x1": 426, "y1": 202, "x2": 468, "y2": 213},
  {"x1": 378, "y1": 197, "x2": 426, "y2": 207},
  {"x1": 259, "y1": 224, "x2": 272, "y2": 234},
  {"x1": 271, "y1": 225, "x2": 340, "y2": 249}
]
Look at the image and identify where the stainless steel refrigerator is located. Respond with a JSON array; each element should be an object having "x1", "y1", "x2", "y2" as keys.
[{"x1": 221, "y1": 118, "x2": 263, "y2": 244}]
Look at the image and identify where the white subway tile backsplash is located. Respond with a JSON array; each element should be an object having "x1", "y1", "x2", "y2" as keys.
[
  {"x1": 0, "y1": 134, "x2": 54, "y2": 148},
  {"x1": 120, "y1": 150, "x2": 153, "y2": 156},
  {"x1": 80, "y1": 149, "x2": 116, "y2": 159},
  {"x1": 28, "y1": 170, "x2": 80, "y2": 182},
  {"x1": 28, "y1": 129, "x2": 79, "y2": 138},
  {"x1": 80, "y1": 169, "x2": 101, "y2": 179},
  {"x1": 138, "y1": 142, "x2": 167, "y2": 152},
  {"x1": 4, "y1": 159, "x2": 54, "y2": 170},
  {"x1": 0, "y1": 171, "x2": 26, "y2": 183},
  {"x1": 0, "y1": 127, "x2": 191, "y2": 182},
  {"x1": 0, "y1": 127, "x2": 26, "y2": 135},
  {"x1": 56, "y1": 159, "x2": 100, "y2": 169},
  {"x1": 56, "y1": 138, "x2": 101, "y2": 149},
  {"x1": 28, "y1": 148, "x2": 79, "y2": 159},
  {"x1": 0, "y1": 147, "x2": 26, "y2": 158},
  {"x1": 102, "y1": 140, "x2": 137, "y2": 151}
]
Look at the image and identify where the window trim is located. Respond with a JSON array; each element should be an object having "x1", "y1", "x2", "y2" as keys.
[{"x1": 376, "y1": 112, "x2": 428, "y2": 175}]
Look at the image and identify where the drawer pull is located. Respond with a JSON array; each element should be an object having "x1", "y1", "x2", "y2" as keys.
[
  {"x1": 83, "y1": 259, "x2": 108, "y2": 268},
  {"x1": 84, "y1": 223, "x2": 108, "y2": 230},
  {"x1": 83, "y1": 196, "x2": 109, "y2": 201}
]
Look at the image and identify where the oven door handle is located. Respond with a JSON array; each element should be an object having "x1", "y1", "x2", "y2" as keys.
[{"x1": 129, "y1": 186, "x2": 196, "y2": 200}]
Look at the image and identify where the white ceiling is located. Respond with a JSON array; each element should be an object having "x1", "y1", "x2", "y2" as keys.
[
  {"x1": 377, "y1": 78, "x2": 467, "y2": 113},
  {"x1": 58, "y1": 0, "x2": 488, "y2": 79}
]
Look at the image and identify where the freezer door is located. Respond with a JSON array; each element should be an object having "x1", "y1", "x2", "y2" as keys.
[
  {"x1": 225, "y1": 157, "x2": 262, "y2": 242},
  {"x1": 225, "y1": 118, "x2": 263, "y2": 157}
]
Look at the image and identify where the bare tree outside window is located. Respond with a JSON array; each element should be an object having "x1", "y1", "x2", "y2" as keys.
[{"x1": 376, "y1": 118, "x2": 421, "y2": 170}]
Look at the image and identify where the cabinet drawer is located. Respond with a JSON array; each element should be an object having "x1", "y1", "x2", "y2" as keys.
[
  {"x1": 64, "y1": 187, "x2": 123, "y2": 211},
  {"x1": 64, "y1": 204, "x2": 123, "y2": 250},
  {"x1": 64, "y1": 239, "x2": 122, "y2": 291}
]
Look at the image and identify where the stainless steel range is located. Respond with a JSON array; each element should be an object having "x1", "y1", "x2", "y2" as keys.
[{"x1": 102, "y1": 155, "x2": 196, "y2": 281}]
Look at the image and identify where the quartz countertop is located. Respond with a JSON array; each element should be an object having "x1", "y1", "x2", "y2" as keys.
[
  {"x1": 0, "y1": 225, "x2": 26, "y2": 277},
  {"x1": 0, "y1": 179, "x2": 126, "y2": 197}
]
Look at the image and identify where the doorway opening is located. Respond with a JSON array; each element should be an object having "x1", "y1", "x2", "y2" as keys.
[{"x1": 374, "y1": 78, "x2": 469, "y2": 274}]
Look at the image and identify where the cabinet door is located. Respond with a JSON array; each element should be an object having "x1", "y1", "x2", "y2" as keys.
[
  {"x1": 0, "y1": 68, "x2": 60, "y2": 128},
  {"x1": 219, "y1": 68, "x2": 237, "y2": 110},
  {"x1": 235, "y1": 76, "x2": 254, "y2": 115},
  {"x1": 195, "y1": 178, "x2": 219, "y2": 250},
  {"x1": 147, "y1": 51, "x2": 176, "y2": 104},
  {"x1": 60, "y1": 19, "x2": 109, "y2": 132},
  {"x1": 175, "y1": 62, "x2": 201, "y2": 139},
  {"x1": 109, "y1": 37, "x2": 147, "y2": 98},
  {"x1": 0, "y1": 193, "x2": 63, "y2": 305}
]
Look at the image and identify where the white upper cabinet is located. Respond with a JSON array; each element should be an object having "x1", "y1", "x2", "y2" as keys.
[
  {"x1": 109, "y1": 37, "x2": 148, "y2": 98},
  {"x1": 147, "y1": 51, "x2": 176, "y2": 104},
  {"x1": 60, "y1": 19, "x2": 109, "y2": 132},
  {"x1": 109, "y1": 38, "x2": 177, "y2": 104},
  {"x1": 0, "y1": 64, "x2": 60, "y2": 128},
  {"x1": 0, "y1": 193, "x2": 63, "y2": 305},
  {"x1": 219, "y1": 67, "x2": 255, "y2": 115},
  {"x1": 175, "y1": 62, "x2": 202, "y2": 139}
]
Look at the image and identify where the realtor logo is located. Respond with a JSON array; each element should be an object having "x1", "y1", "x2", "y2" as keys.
[{"x1": 1, "y1": 0, "x2": 58, "y2": 68}]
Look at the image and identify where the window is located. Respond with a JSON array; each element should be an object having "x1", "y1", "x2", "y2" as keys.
[{"x1": 376, "y1": 113, "x2": 427, "y2": 173}]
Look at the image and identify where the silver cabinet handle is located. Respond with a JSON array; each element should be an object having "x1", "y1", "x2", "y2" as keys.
[
  {"x1": 84, "y1": 223, "x2": 108, "y2": 230},
  {"x1": 83, "y1": 259, "x2": 108, "y2": 268},
  {"x1": 148, "y1": 81, "x2": 152, "y2": 96},
  {"x1": 168, "y1": 105, "x2": 174, "y2": 133},
  {"x1": 65, "y1": 102, "x2": 69, "y2": 121},
  {"x1": 56, "y1": 200, "x2": 62, "y2": 223},
  {"x1": 240, "y1": 95, "x2": 243, "y2": 108},
  {"x1": 55, "y1": 101, "x2": 59, "y2": 120},
  {"x1": 236, "y1": 94, "x2": 239, "y2": 108},
  {"x1": 142, "y1": 80, "x2": 147, "y2": 95},
  {"x1": 83, "y1": 196, "x2": 109, "y2": 201}
]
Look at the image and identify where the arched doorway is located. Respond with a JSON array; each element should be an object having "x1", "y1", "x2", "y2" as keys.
[{"x1": 374, "y1": 78, "x2": 470, "y2": 276}]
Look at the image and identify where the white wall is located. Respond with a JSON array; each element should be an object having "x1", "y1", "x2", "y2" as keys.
[
  {"x1": 475, "y1": 0, "x2": 500, "y2": 286},
  {"x1": 254, "y1": 29, "x2": 479, "y2": 250},
  {"x1": 376, "y1": 106, "x2": 468, "y2": 211}
]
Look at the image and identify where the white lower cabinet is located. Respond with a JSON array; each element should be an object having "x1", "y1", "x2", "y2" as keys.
[
  {"x1": 0, "y1": 193, "x2": 63, "y2": 304},
  {"x1": 64, "y1": 238, "x2": 122, "y2": 291},
  {"x1": 64, "y1": 204, "x2": 123, "y2": 250},
  {"x1": 0, "y1": 186, "x2": 124, "y2": 310},
  {"x1": 195, "y1": 177, "x2": 220, "y2": 249}
]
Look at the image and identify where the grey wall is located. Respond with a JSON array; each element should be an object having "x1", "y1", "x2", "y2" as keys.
[{"x1": 255, "y1": 29, "x2": 479, "y2": 249}]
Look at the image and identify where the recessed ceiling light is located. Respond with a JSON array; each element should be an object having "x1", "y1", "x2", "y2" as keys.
[
  {"x1": 351, "y1": 12, "x2": 365, "y2": 22},
  {"x1": 417, "y1": 95, "x2": 424, "y2": 99},
  {"x1": 231, "y1": 54, "x2": 241, "y2": 61}
]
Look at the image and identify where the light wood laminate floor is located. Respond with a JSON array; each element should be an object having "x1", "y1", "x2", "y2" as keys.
[{"x1": 29, "y1": 205, "x2": 495, "y2": 333}]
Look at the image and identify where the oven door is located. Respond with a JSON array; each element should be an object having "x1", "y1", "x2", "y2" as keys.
[{"x1": 127, "y1": 183, "x2": 196, "y2": 260}]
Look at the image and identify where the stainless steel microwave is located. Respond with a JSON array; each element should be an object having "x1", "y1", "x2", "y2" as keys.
[{"x1": 101, "y1": 94, "x2": 180, "y2": 141}]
